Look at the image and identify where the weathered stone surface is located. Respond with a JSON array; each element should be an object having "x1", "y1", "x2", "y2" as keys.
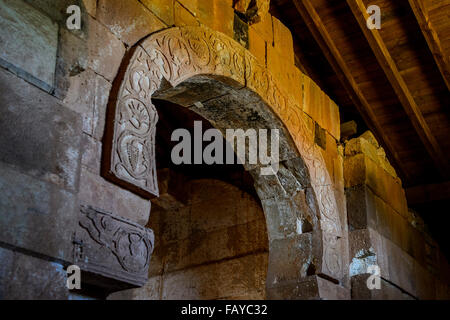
[
  {"x1": 302, "y1": 75, "x2": 340, "y2": 140},
  {"x1": 0, "y1": 0, "x2": 58, "y2": 92},
  {"x1": 54, "y1": 28, "x2": 89, "y2": 99},
  {"x1": 248, "y1": 25, "x2": 266, "y2": 65},
  {"x1": 272, "y1": 16, "x2": 294, "y2": 65},
  {"x1": 266, "y1": 234, "x2": 313, "y2": 287},
  {"x1": 351, "y1": 274, "x2": 414, "y2": 300},
  {"x1": 85, "y1": 16, "x2": 125, "y2": 81},
  {"x1": 346, "y1": 185, "x2": 376, "y2": 230},
  {"x1": 267, "y1": 275, "x2": 349, "y2": 300},
  {"x1": 161, "y1": 253, "x2": 267, "y2": 299},
  {"x1": 0, "y1": 68, "x2": 82, "y2": 192},
  {"x1": 154, "y1": 75, "x2": 235, "y2": 107},
  {"x1": 141, "y1": 0, "x2": 174, "y2": 26},
  {"x1": 0, "y1": 247, "x2": 69, "y2": 300},
  {"x1": 234, "y1": 0, "x2": 270, "y2": 25},
  {"x1": 97, "y1": 0, "x2": 166, "y2": 46},
  {"x1": 73, "y1": 205, "x2": 155, "y2": 290},
  {"x1": 345, "y1": 131, "x2": 397, "y2": 178},
  {"x1": 0, "y1": 164, "x2": 78, "y2": 262},
  {"x1": 199, "y1": 0, "x2": 235, "y2": 39},
  {"x1": 104, "y1": 27, "x2": 345, "y2": 289},
  {"x1": 177, "y1": 0, "x2": 198, "y2": 17},
  {"x1": 79, "y1": 168, "x2": 151, "y2": 226},
  {"x1": 63, "y1": 68, "x2": 111, "y2": 139},
  {"x1": 344, "y1": 153, "x2": 407, "y2": 217},
  {"x1": 386, "y1": 240, "x2": 416, "y2": 297},
  {"x1": 151, "y1": 169, "x2": 189, "y2": 210},
  {"x1": 174, "y1": 0, "x2": 199, "y2": 27},
  {"x1": 251, "y1": 13, "x2": 273, "y2": 44},
  {"x1": 348, "y1": 228, "x2": 389, "y2": 280},
  {"x1": 120, "y1": 178, "x2": 269, "y2": 300}
]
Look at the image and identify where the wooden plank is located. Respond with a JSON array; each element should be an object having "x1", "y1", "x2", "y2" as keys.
[
  {"x1": 347, "y1": 0, "x2": 449, "y2": 178},
  {"x1": 406, "y1": 181, "x2": 450, "y2": 205},
  {"x1": 408, "y1": 0, "x2": 450, "y2": 91},
  {"x1": 292, "y1": 0, "x2": 410, "y2": 181}
]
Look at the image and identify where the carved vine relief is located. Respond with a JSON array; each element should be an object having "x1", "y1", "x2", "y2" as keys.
[
  {"x1": 105, "y1": 26, "x2": 343, "y2": 281},
  {"x1": 74, "y1": 205, "x2": 154, "y2": 287}
]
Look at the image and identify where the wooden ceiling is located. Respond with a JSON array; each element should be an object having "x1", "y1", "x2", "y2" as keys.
[{"x1": 270, "y1": 0, "x2": 450, "y2": 197}]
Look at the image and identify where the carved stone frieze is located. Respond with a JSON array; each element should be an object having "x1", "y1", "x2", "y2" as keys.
[
  {"x1": 73, "y1": 205, "x2": 154, "y2": 289},
  {"x1": 104, "y1": 26, "x2": 344, "y2": 282}
]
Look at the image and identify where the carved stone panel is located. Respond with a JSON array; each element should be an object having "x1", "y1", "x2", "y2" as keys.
[
  {"x1": 73, "y1": 205, "x2": 154, "y2": 290},
  {"x1": 104, "y1": 26, "x2": 346, "y2": 285}
]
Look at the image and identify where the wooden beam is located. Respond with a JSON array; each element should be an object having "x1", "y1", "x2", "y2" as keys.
[
  {"x1": 408, "y1": 0, "x2": 450, "y2": 92},
  {"x1": 347, "y1": 0, "x2": 448, "y2": 178},
  {"x1": 406, "y1": 181, "x2": 450, "y2": 205},
  {"x1": 292, "y1": 0, "x2": 410, "y2": 181}
]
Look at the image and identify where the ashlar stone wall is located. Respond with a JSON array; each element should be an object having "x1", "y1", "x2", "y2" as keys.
[
  {"x1": 345, "y1": 132, "x2": 450, "y2": 300},
  {"x1": 110, "y1": 178, "x2": 268, "y2": 300},
  {"x1": 1, "y1": 0, "x2": 448, "y2": 300}
]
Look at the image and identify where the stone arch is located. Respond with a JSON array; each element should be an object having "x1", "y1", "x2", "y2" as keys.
[{"x1": 103, "y1": 26, "x2": 345, "y2": 298}]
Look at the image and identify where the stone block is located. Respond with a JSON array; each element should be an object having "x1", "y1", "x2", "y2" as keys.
[
  {"x1": 251, "y1": 14, "x2": 273, "y2": 44},
  {"x1": 348, "y1": 228, "x2": 390, "y2": 280},
  {"x1": 414, "y1": 262, "x2": 436, "y2": 300},
  {"x1": 199, "y1": 0, "x2": 235, "y2": 39},
  {"x1": 351, "y1": 274, "x2": 414, "y2": 300},
  {"x1": 266, "y1": 234, "x2": 313, "y2": 287},
  {"x1": 177, "y1": 0, "x2": 198, "y2": 16},
  {"x1": 0, "y1": 68, "x2": 83, "y2": 192},
  {"x1": 266, "y1": 43, "x2": 300, "y2": 102},
  {"x1": 161, "y1": 252, "x2": 267, "y2": 299},
  {"x1": 154, "y1": 75, "x2": 234, "y2": 107},
  {"x1": 97, "y1": 0, "x2": 166, "y2": 46},
  {"x1": 267, "y1": 275, "x2": 348, "y2": 300},
  {"x1": 81, "y1": 134, "x2": 102, "y2": 175},
  {"x1": 83, "y1": 0, "x2": 96, "y2": 17},
  {"x1": 54, "y1": 28, "x2": 89, "y2": 99},
  {"x1": 260, "y1": 197, "x2": 297, "y2": 241},
  {"x1": 78, "y1": 168, "x2": 151, "y2": 226},
  {"x1": 344, "y1": 153, "x2": 408, "y2": 217},
  {"x1": 63, "y1": 68, "x2": 111, "y2": 137},
  {"x1": 190, "y1": 192, "x2": 239, "y2": 233},
  {"x1": 316, "y1": 276, "x2": 350, "y2": 300},
  {"x1": 85, "y1": 16, "x2": 125, "y2": 81},
  {"x1": 0, "y1": 247, "x2": 69, "y2": 300},
  {"x1": 248, "y1": 25, "x2": 266, "y2": 64},
  {"x1": 386, "y1": 240, "x2": 416, "y2": 296},
  {"x1": 141, "y1": 0, "x2": 174, "y2": 25},
  {"x1": 345, "y1": 132, "x2": 397, "y2": 178},
  {"x1": 346, "y1": 185, "x2": 374, "y2": 231},
  {"x1": 0, "y1": 164, "x2": 78, "y2": 262},
  {"x1": 24, "y1": 0, "x2": 88, "y2": 30},
  {"x1": 174, "y1": 0, "x2": 199, "y2": 27},
  {"x1": 368, "y1": 229, "x2": 390, "y2": 279},
  {"x1": 160, "y1": 206, "x2": 191, "y2": 244},
  {"x1": 271, "y1": 16, "x2": 294, "y2": 65},
  {"x1": 73, "y1": 205, "x2": 154, "y2": 291},
  {"x1": 302, "y1": 75, "x2": 340, "y2": 140},
  {"x1": 151, "y1": 169, "x2": 189, "y2": 210},
  {"x1": 0, "y1": 0, "x2": 58, "y2": 92}
]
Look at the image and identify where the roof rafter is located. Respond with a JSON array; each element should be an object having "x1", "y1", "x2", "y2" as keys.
[
  {"x1": 408, "y1": 0, "x2": 450, "y2": 92},
  {"x1": 346, "y1": 0, "x2": 448, "y2": 178},
  {"x1": 292, "y1": 0, "x2": 410, "y2": 181}
]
